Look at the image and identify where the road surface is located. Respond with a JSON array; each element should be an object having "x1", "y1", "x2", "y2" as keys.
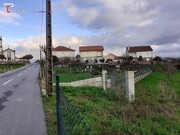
[{"x1": 0, "y1": 63, "x2": 47, "y2": 135}]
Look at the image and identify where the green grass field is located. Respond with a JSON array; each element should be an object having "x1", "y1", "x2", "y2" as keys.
[
  {"x1": 0, "y1": 64, "x2": 24, "y2": 74},
  {"x1": 53, "y1": 72, "x2": 94, "y2": 83},
  {"x1": 53, "y1": 66, "x2": 96, "y2": 83},
  {"x1": 44, "y1": 71, "x2": 180, "y2": 135}
]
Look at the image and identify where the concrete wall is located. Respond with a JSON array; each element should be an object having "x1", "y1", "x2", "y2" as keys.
[
  {"x1": 60, "y1": 77, "x2": 102, "y2": 87},
  {"x1": 135, "y1": 71, "x2": 152, "y2": 83},
  {"x1": 57, "y1": 71, "x2": 152, "y2": 88}
]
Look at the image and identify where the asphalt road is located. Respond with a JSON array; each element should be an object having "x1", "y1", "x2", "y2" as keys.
[{"x1": 0, "y1": 63, "x2": 47, "y2": 135}]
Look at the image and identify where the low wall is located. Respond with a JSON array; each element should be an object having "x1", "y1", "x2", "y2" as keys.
[
  {"x1": 56, "y1": 71, "x2": 152, "y2": 88},
  {"x1": 60, "y1": 77, "x2": 102, "y2": 87},
  {"x1": 135, "y1": 71, "x2": 152, "y2": 83}
]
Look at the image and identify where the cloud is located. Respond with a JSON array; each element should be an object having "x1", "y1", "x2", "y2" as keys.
[
  {"x1": 152, "y1": 41, "x2": 180, "y2": 58},
  {"x1": 3, "y1": 34, "x2": 179, "y2": 61},
  {"x1": 52, "y1": 0, "x2": 180, "y2": 57},
  {"x1": 56, "y1": 0, "x2": 157, "y2": 30},
  {"x1": 7, "y1": 35, "x2": 83, "y2": 59},
  {"x1": 4, "y1": 0, "x2": 180, "y2": 59},
  {"x1": 0, "y1": 9, "x2": 21, "y2": 24}
]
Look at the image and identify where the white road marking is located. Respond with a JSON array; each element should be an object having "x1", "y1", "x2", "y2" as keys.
[
  {"x1": 3, "y1": 79, "x2": 13, "y2": 85},
  {"x1": 18, "y1": 73, "x2": 22, "y2": 76},
  {"x1": 16, "y1": 97, "x2": 23, "y2": 102}
]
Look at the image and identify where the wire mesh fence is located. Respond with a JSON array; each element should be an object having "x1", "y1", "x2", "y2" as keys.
[
  {"x1": 106, "y1": 72, "x2": 126, "y2": 90},
  {"x1": 105, "y1": 71, "x2": 128, "y2": 103},
  {"x1": 135, "y1": 67, "x2": 152, "y2": 78},
  {"x1": 56, "y1": 75, "x2": 94, "y2": 135}
]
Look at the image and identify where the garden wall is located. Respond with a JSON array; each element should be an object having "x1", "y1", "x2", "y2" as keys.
[{"x1": 60, "y1": 77, "x2": 102, "y2": 87}]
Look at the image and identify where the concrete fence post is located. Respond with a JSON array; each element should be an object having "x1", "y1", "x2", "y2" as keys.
[
  {"x1": 125, "y1": 71, "x2": 135, "y2": 102},
  {"x1": 102, "y1": 70, "x2": 107, "y2": 91}
]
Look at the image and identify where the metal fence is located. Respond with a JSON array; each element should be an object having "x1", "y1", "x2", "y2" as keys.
[
  {"x1": 106, "y1": 72, "x2": 126, "y2": 91},
  {"x1": 105, "y1": 72, "x2": 128, "y2": 103},
  {"x1": 56, "y1": 75, "x2": 94, "y2": 135},
  {"x1": 135, "y1": 68, "x2": 152, "y2": 78}
]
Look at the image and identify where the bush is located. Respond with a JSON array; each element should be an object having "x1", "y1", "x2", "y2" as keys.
[{"x1": 90, "y1": 68, "x2": 101, "y2": 75}]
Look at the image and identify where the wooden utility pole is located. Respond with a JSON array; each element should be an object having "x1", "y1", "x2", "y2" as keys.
[{"x1": 46, "y1": 0, "x2": 53, "y2": 96}]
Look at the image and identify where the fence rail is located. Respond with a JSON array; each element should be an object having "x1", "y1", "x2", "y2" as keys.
[{"x1": 56, "y1": 75, "x2": 94, "y2": 135}]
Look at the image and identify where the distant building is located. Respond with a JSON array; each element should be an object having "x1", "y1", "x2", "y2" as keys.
[
  {"x1": 0, "y1": 36, "x2": 3, "y2": 55},
  {"x1": 52, "y1": 46, "x2": 75, "y2": 59},
  {"x1": 0, "y1": 36, "x2": 16, "y2": 62},
  {"x1": 3, "y1": 48, "x2": 16, "y2": 61},
  {"x1": 104, "y1": 53, "x2": 117, "y2": 62},
  {"x1": 79, "y1": 45, "x2": 104, "y2": 62},
  {"x1": 126, "y1": 46, "x2": 153, "y2": 61}
]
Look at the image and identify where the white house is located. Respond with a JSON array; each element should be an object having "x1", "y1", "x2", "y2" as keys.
[
  {"x1": 52, "y1": 46, "x2": 75, "y2": 59},
  {"x1": 104, "y1": 53, "x2": 117, "y2": 62},
  {"x1": 3, "y1": 48, "x2": 16, "y2": 61},
  {"x1": 0, "y1": 36, "x2": 3, "y2": 55},
  {"x1": 126, "y1": 46, "x2": 153, "y2": 61},
  {"x1": 79, "y1": 45, "x2": 104, "y2": 62}
]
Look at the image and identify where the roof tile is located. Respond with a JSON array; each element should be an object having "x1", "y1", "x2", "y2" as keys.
[
  {"x1": 53, "y1": 46, "x2": 75, "y2": 51},
  {"x1": 79, "y1": 45, "x2": 104, "y2": 51},
  {"x1": 127, "y1": 46, "x2": 153, "y2": 53}
]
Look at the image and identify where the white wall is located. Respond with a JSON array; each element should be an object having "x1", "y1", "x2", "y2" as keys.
[
  {"x1": 80, "y1": 51, "x2": 103, "y2": 60},
  {"x1": 104, "y1": 54, "x2": 116, "y2": 61},
  {"x1": 128, "y1": 51, "x2": 153, "y2": 61},
  {"x1": 128, "y1": 52, "x2": 136, "y2": 58},
  {"x1": 59, "y1": 77, "x2": 102, "y2": 87},
  {"x1": 136, "y1": 51, "x2": 153, "y2": 58},
  {"x1": 53, "y1": 51, "x2": 74, "y2": 58},
  {"x1": 80, "y1": 51, "x2": 103, "y2": 58}
]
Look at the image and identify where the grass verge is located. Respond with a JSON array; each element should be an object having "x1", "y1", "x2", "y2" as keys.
[
  {"x1": 44, "y1": 71, "x2": 180, "y2": 135},
  {"x1": 0, "y1": 64, "x2": 24, "y2": 73}
]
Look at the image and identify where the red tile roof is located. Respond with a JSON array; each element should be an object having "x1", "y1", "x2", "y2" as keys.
[
  {"x1": 79, "y1": 45, "x2": 104, "y2": 51},
  {"x1": 127, "y1": 46, "x2": 153, "y2": 53},
  {"x1": 53, "y1": 46, "x2": 75, "y2": 51}
]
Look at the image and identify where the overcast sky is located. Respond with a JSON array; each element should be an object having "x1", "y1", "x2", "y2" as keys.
[{"x1": 0, "y1": 0, "x2": 180, "y2": 59}]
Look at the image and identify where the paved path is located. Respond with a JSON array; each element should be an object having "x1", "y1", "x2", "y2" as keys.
[{"x1": 0, "y1": 63, "x2": 47, "y2": 135}]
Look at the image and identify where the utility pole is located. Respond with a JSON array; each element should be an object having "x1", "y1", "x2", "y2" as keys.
[
  {"x1": 39, "y1": 45, "x2": 42, "y2": 61},
  {"x1": 39, "y1": 44, "x2": 46, "y2": 80},
  {"x1": 46, "y1": 0, "x2": 53, "y2": 96}
]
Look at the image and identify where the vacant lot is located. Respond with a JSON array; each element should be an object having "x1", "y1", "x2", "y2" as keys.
[
  {"x1": 44, "y1": 71, "x2": 180, "y2": 135},
  {"x1": 53, "y1": 67, "x2": 95, "y2": 82},
  {"x1": 53, "y1": 72, "x2": 93, "y2": 83}
]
